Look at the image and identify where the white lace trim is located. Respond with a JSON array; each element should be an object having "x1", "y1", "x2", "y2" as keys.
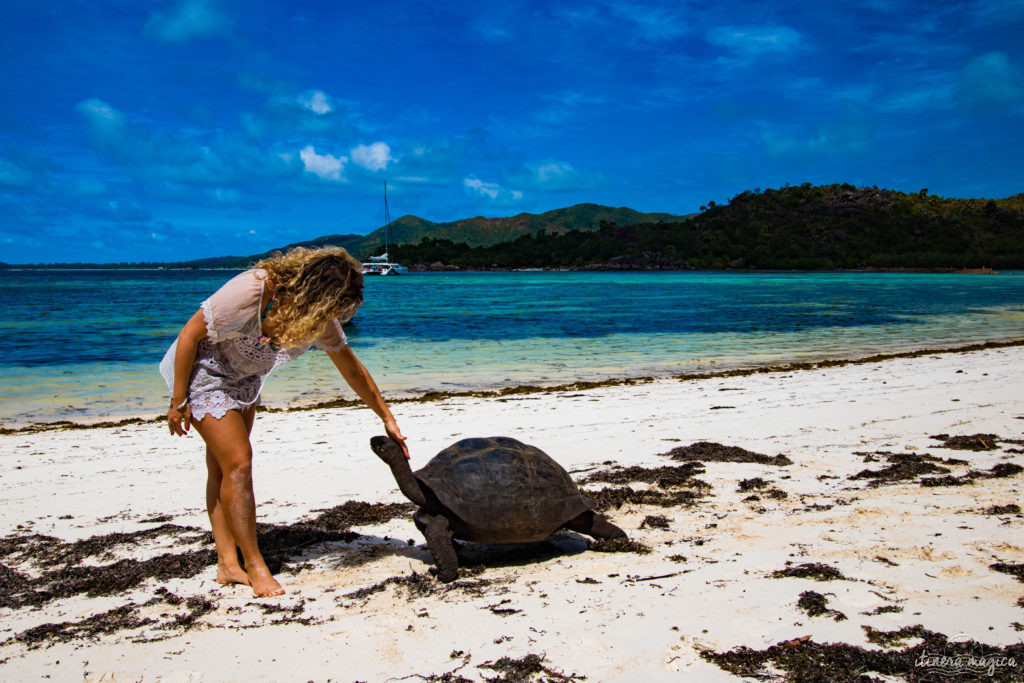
[
  {"x1": 190, "y1": 390, "x2": 260, "y2": 421},
  {"x1": 201, "y1": 299, "x2": 219, "y2": 344}
]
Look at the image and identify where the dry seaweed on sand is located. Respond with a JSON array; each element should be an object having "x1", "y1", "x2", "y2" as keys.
[
  {"x1": 663, "y1": 441, "x2": 792, "y2": 466},
  {"x1": 771, "y1": 562, "x2": 849, "y2": 581},
  {"x1": 582, "y1": 485, "x2": 703, "y2": 511},
  {"x1": 797, "y1": 591, "x2": 847, "y2": 621},
  {"x1": 478, "y1": 653, "x2": 585, "y2": 682},
  {"x1": 639, "y1": 515, "x2": 670, "y2": 529},
  {"x1": 343, "y1": 571, "x2": 441, "y2": 600},
  {"x1": 588, "y1": 537, "x2": 651, "y2": 554},
  {"x1": 985, "y1": 504, "x2": 1022, "y2": 515},
  {"x1": 0, "y1": 500, "x2": 415, "y2": 610},
  {"x1": 991, "y1": 563, "x2": 1024, "y2": 583},
  {"x1": 920, "y1": 462, "x2": 1023, "y2": 488},
  {"x1": 847, "y1": 450, "x2": 981, "y2": 487},
  {"x1": 701, "y1": 627, "x2": 1024, "y2": 682},
  {"x1": 14, "y1": 590, "x2": 215, "y2": 647},
  {"x1": 15, "y1": 604, "x2": 156, "y2": 647},
  {"x1": 342, "y1": 570, "x2": 499, "y2": 602},
  {"x1": 737, "y1": 477, "x2": 769, "y2": 492},
  {"x1": 578, "y1": 462, "x2": 707, "y2": 489},
  {"x1": 930, "y1": 433, "x2": 1002, "y2": 450}
]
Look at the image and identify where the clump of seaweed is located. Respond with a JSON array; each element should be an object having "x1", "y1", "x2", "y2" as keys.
[
  {"x1": 771, "y1": 562, "x2": 849, "y2": 581},
  {"x1": 343, "y1": 571, "x2": 441, "y2": 600},
  {"x1": 920, "y1": 462, "x2": 1023, "y2": 488},
  {"x1": 0, "y1": 500, "x2": 416, "y2": 610},
  {"x1": 583, "y1": 486, "x2": 702, "y2": 511},
  {"x1": 16, "y1": 604, "x2": 156, "y2": 647},
  {"x1": 579, "y1": 463, "x2": 705, "y2": 488},
  {"x1": 930, "y1": 433, "x2": 1001, "y2": 450},
  {"x1": 985, "y1": 504, "x2": 1022, "y2": 515},
  {"x1": 589, "y1": 537, "x2": 651, "y2": 554},
  {"x1": 850, "y1": 453, "x2": 951, "y2": 486},
  {"x1": 663, "y1": 441, "x2": 792, "y2": 466},
  {"x1": 477, "y1": 653, "x2": 585, "y2": 682},
  {"x1": 737, "y1": 477, "x2": 768, "y2": 492},
  {"x1": 991, "y1": 563, "x2": 1024, "y2": 583},
  {"x1": 797, "y1": 591, "x2": 847, "y2": 621},
  {"x1": 862, "y1": 624, "x2": 931, "y2": 648},
  {"x1": 640, "y1": 515, "x2": 670, "y2": 529},
  {"x1": 702, "y1": 627, "x2": 1024, "y2": 682}
]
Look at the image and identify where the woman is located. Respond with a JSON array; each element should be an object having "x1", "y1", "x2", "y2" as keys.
[{"x1": 161, "y1": 246, "x2": 408, "y2": 597}]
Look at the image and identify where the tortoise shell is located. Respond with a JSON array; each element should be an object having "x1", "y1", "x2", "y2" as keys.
[{"x1": 414, "y1": 436, "x2": 593, "y2": 544}]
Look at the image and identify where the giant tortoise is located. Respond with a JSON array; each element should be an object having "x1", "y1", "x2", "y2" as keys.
[{"x1": 371, "y1": 435, "x2": 626, "y2": 582}]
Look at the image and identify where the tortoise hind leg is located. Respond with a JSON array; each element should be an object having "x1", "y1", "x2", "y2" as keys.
[
  {"x1": 563, "y1": 511, "x2": 627, "y2": 540},
  {"x1": 415, "y1": 510, "x2": 459, "y2": 583}
]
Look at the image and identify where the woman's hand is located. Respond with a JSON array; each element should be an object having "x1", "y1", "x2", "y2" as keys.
[
  {"x1": 168, "y1": 402, "x2": 192, "y2": 436},
  {"x1": 384, "y1": 417, "x2": 410, "y2": 460}
]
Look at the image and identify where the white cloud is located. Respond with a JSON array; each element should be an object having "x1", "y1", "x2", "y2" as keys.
[
  {"x1": 707, "y1": 25, "x2": 803, "y2": 59},
  {"x1": 463, "y1": 176, "x2": 524, "y2": 204},
  {"x1": 144, "y1": 0, "x2": 232, "y2": 43},
  {"x1": 300, "y1": 145, "x2": 347, "y2": 181},
  {"x1": 955, "y1": 51, "x2": 1024, "y2": 109},
  {"x1": 297, "y1": 90, "x2": 333, "y2": 115},
  {"x1": 0, "y1": 159, "x2": 34, "y2": 188},
  {"x1": 508, "y1": 160, "x2": 605, "y2": 192},
  {"x1": 351, "y1": 142, "x2": 394, "y2": 172}
]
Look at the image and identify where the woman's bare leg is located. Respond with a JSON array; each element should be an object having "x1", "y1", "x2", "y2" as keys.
[
  {"x1": 194, "y1": 407, "x2": 283, "y2": 597},
  {"x1": 205, "y1": 406, "x2": 256, "y2": 586}
]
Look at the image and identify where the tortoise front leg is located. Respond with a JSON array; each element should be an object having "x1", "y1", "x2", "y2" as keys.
[
  {"x1": 563, "y1": 511, "x2": 627, "y2": 540},
  {"x1": 414, "y1": 510, "x2": 459, "y2": 583}
]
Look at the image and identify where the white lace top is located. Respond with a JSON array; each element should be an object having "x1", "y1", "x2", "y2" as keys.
[{"x1": 158, "y1": 269, "x2": 348, "y2": 414}]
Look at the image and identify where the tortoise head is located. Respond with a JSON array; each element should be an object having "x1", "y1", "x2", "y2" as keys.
[{"x1": 370, "y1": 435, "x2": 428, "y2": 507}]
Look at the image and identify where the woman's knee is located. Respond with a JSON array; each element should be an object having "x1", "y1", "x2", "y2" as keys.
[{"x1": 214, "y1": 443, "x2": 254, "y2": 476}]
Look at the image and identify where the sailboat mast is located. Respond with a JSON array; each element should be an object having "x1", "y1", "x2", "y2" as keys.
[{"x1": 383, "y1": 181, "x2": 390, "y2": 258}]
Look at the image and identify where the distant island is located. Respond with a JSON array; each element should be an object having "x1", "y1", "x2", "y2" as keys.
[{"x1": 5, "y1": 184, "x2": 1024, "y2": 270}]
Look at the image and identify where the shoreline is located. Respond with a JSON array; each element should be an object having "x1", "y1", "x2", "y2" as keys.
[
  {"x1": 1, "y1": 341, "x2": 1022, "y2": 680},
  {"x1": 5, "y1": 336, "x2": 1024, "y2": 436}
]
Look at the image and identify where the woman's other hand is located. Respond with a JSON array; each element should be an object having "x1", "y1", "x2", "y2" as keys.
[
  {"x1": 168, "y1": 402, "x2": 192, "y2": 436},
  {"x1": 384, "y1": 417, "x2": 409, "y2": 460}
]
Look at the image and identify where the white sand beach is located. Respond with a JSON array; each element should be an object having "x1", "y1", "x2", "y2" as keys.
[{"x1": 1, "y1": 345, "x2": 1022, "y2": 681}]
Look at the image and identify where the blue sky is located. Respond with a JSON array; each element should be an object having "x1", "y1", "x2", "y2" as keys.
[{"x1": 1, "y1": 0, "x2": 1023, "y2": 263}]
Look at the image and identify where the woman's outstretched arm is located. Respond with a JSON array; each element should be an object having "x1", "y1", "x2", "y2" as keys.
[
  {"x1": 168, "y1": 309, "x2": 208, "y2": 436},
  {"x1": 326, "y1": 346, "x2": 410, "y2": 459}
]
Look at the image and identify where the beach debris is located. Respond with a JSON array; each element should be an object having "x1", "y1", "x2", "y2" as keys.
[
  {"x1": 580, "y1": 462, "x2": 707, "y2": 488},
  {"x1": 984, "y1": 504, "x2": 1022, "y2": 515},
  {"x1": 796, "y1": 590, "x2": 847, "y2": 621},
  {"x1": 477, "y1": 653, "x2": 585, "y2": 682},
  {"x1": 920, "y1": 462, "x2": 1024, "y2": 487},
  {"x1": 486, "y1": 599, "x2": 521, "y2": 616},
  {"x1": 663, "y1": 441, "x2": 792, "y2": 466},
  {"x1": 589, "y1": 537, "x2": 651, "y2": 554},
  {"x1": 702, "y1": 627, "x2": 1024, "y2": 682},
  {"x1": 991, "y1": 562, "x2": 1024, "y2": 583},
  {"x1": 771, "y1": 562, "x2": 849, "y2": 581},
  {"x1": 13, "y1": 589, "x2": 216, "y2": 648},
  {"x1": 929, "y1": 433, "x2": 1001, "y2": 450},
  {"x1": 370, "y1": 435, "x2": 628, "y2": 583},
  {"x1": 849, "y1": 452, "x2": 952, "y2": 486},
  {"x1": 737, "y1": 477, "x2": 769, "y2": 492},
  {"x1": 639, "y1": 515, "x2": 670, "y2": 529},
  {"x1": 0, "y1": 500, "x2": 415, "y2": 611}
]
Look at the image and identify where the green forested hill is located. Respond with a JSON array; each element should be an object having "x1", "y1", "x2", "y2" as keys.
[
  {"x1": 175, "y1": 203, "x2": 684, "y2": 268},
  {"x1": 391, "y1": 184, "x2": 1024, "y2": 270}
]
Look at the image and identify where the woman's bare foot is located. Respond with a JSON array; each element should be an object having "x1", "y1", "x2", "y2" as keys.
[
  {"x1": 247, "y1": 565, "x2": 285, "y2": 597},
  {"x1": 217, "y1": 563, "x2": 251, "y2": 587}
]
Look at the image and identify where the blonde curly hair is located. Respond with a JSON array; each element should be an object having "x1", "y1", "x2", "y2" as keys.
[{"x1": 253, "y1": 246, "x2": 363, "y2": 349}]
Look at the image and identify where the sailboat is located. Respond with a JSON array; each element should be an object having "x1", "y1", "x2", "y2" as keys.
[{"x1": 362, "y1": 182, "x2": 408, "y2": 276}]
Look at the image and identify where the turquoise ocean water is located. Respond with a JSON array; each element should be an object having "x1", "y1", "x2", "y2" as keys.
[{"x1": 1, "y1": 269, "x2": 1023, "y2": 427}]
